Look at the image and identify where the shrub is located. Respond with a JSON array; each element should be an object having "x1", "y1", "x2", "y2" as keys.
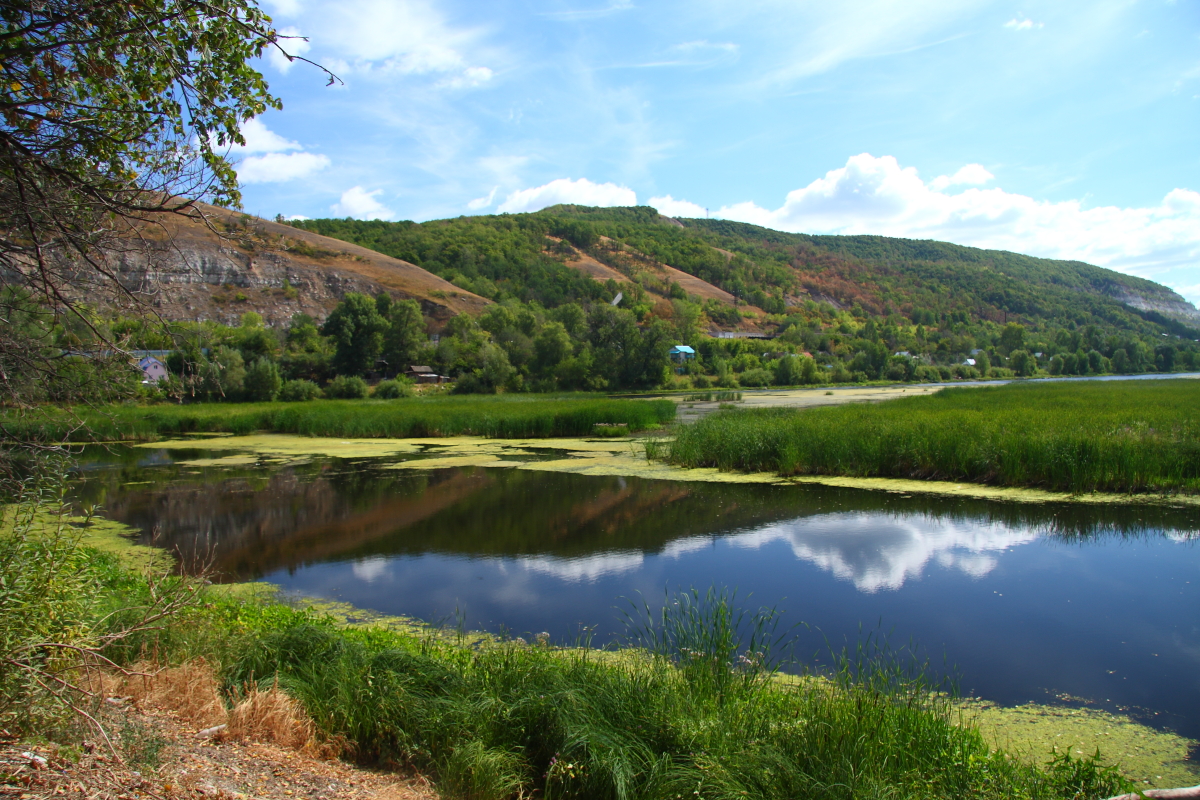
[
  {"x1": 372, "y1": 379, "x2": 414, "y2": 399},
  {"x1": 279, "y1": 379, "x2": 322, "y2": 402},
  {"x1": 326, "y1": 375, "x2": 369, "y2": 399},
  {"x1": 243, "y1": 358, "x2": 282, "y2": 402},
  {"x1": 738, "y1": 368, "x2": 773, "y2": 387}
]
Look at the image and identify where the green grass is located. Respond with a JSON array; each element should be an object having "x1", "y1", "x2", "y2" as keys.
[
  {"x1": 654, "y1": 379, "x2": 1200, "y2": 494},
  {"x1": 3, "y1": 394, "x2": 677, "y2": 442}
]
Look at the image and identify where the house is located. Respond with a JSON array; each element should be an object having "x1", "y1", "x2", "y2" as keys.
[
  {"x1": 138, "y1": 355, "x2": 169, "y2": 384},
  {"x1": 668, "y1": 345, "x2": 696, "y2": 363},
  {"x1": 406, "y1": 365, "x2": 447, "y2": 384},
  {"x1": 962, "y1": 358, "x2": 977, "y2": 367}
]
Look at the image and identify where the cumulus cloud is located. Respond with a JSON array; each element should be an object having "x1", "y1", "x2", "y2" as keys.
[
  {"x1": 331, "y1": 186, "x2": 396, "y2": 219},
  {"x1": 929, "y1": 163, "x2": 994, "y2": 190},
  {"x1": 648, "y1": 194, "x2": 708, "y2": 218},
  {"x1": 266, "y1": 26, "x2": 311, "y2": 73},
  {"x1": 666, "y1": 153, "x2": 1200, "y2": 300},
  {"x1": 238, "y1": 151, "x2": 331, "y2": 183},
  {"x1": 228, "y1": 119, "x2": 330, "y2": 184},
  {"x1": 497, "y1": 178, "x2": 637, "y2": 214}
]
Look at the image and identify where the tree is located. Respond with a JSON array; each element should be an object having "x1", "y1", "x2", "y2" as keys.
[
  {"x1": 382, "y1": 299, "x2": 427, "y2": 372},
  {"x1": 999, "y1": 323, "x2": 1026, "y2": 355},
  {"x1": 322, "y1": 293, "x2": 386, "y2": 376},
  {"x1": 243, "y1": 356, "x2": 281, "y2": 401},
  {"x1": 1, "y1": 1, "x2": 316, "y2": 402}
]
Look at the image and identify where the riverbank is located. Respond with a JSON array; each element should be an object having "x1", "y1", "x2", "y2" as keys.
[
  {"x1": 654, "y1": 379, "x2": 1200, "y2": 495},
  {"x1": 6, "y1": 505, "x2": 1196, "y2": 798}
]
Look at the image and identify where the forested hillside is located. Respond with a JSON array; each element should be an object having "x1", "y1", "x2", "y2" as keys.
[{"x1": 41, "y1": 205, "x2": 1197, "y2": 403}]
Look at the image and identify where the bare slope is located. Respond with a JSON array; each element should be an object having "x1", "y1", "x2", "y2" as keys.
[{"x1": 113, "y1": 203, "x2": 489, "y2": 328}]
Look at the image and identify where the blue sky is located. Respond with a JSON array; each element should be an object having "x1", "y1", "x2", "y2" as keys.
[{"x1": 230, "y1": 0, "x2": 1200, "y2": 303}]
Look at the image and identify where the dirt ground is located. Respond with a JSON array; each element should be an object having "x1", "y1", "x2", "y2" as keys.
[{"x1": 0, "y1": 664, "x2": 438, "y2": 800}]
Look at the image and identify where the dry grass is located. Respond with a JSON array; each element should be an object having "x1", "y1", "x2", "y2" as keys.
[
  {"x1": 224, "y1": 682, "x2": 331, "y2": 755},
  {"x1": 95, "y1": 660, "x2": 335, "y2": 756},
  {"x1": 96, "y1": 659, "x2": 226, "y2": 728}
]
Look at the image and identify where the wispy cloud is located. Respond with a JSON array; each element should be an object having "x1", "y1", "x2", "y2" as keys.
[
  {"x1": 1004, "y1": 17, "x2": 1044, "y2": 30},
  {"x1": 543, "y1": 0, "x2": 634, "y2": 21}
]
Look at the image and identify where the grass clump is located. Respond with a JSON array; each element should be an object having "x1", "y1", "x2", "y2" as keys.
[
  {"x1": 4, "y1": 394, "x2": 676, "y2": 442},
  {"x1": 656, "y1": 379, "x2": 1200, "y2": 494}
]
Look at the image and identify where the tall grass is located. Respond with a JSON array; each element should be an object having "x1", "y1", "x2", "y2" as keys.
[
  {"x1": 4, "y1": 394, "x2": 677, "y2": 442},
  {"x1": 656, "y1": 379, "x2": 1200, "y2": 494},
  {"x1": 212, "y1": 590, "x2": 1130, "y2": 800}
]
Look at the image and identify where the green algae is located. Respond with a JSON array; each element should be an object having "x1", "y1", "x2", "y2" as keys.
[
  {"x1": 1, "y1": 504, "x2": 170, "y2": 572},
  {"x1": 962, "y1": 700, "x2": 1199, "y2": 789},
  {"x1": 137, "y1": 433, "x2": 1200, "y2": 508}
]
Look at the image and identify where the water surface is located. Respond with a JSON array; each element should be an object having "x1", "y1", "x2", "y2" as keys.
[{"x1": 72, "y1": 444, "x2": 1200, "y2": 739}]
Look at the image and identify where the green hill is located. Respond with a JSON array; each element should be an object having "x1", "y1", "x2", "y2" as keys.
[{"x1": 118, "y1": 205, "x2": 1198, "y2": 396}]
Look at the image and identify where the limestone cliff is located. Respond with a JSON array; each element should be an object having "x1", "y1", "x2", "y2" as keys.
[{"x1": 112, "y1": 203, "x2": 489, "y2": 328}]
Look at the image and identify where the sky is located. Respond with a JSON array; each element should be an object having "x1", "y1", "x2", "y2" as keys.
[{"x1": 230, "y1": 0, "x2": 1200, "y2": 304}]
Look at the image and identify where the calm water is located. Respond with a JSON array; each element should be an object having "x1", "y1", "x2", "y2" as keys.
[{"x1": 72, "y1": 444, "x2": 1200, "y2": 739}]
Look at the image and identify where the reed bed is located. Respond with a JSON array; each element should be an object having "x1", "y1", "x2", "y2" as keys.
[
  {"x1": 656, "y1": 379, "x2": 1200, "y2": 494},
  {"x1": 5, "y1": 395, "x2": 677, "y2": 442}
]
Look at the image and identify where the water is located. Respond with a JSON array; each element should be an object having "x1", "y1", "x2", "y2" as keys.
[{"x1": 72, "y1": 444, "x2": 1200, "y2": 739}]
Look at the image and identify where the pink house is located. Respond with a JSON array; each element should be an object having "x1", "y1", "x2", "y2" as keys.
[{"x1": 138, "y1": 355, "x2": 169, "y2": 384}]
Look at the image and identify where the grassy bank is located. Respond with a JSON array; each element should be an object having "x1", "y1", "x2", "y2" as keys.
[
  {"x1": 655, "y1": 379, "x2": 1200, "y2": 494},
  {"x1": 3, "y1": 394, "x2": 676, "y2": 442}
]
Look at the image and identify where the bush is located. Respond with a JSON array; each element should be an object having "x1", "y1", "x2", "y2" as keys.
[
  {"x1": 279, "y1": 379, "x2": 322, "y2": 402},
  {"x1": 243, "y1": 358, "x2": 282, "y2": 402},
  {"x1": 372, "y1": 379, "x2": 414, "y2": 399},
  {"x1": 738, "y1": 368, "x2": 773, "y2": 387},
  {"x1": 326, "y1": 375, "x2": 369, "y2": 399}
]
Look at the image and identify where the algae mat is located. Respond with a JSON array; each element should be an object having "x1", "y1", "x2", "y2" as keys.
[{"x1": 140, "y1": 433, "x2": 1200, "y2": 508}]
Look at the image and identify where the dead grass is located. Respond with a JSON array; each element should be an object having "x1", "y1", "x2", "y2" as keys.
[{"x1": 95, "y1": 660, "x2": 335, "y2": 756}]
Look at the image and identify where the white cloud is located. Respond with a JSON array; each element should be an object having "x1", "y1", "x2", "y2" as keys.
[
  {"x1": 267, "y1": 26, "x2": 311, "y2": 73},
  {"x1": 497, "y1": 178, "x2": 637, "y2": 213},
  {"x1": 229, "y1": 119, "x2": 330, "y2": 183},
  {"x1": 1004, "y1": 17, "x2": 1044, "y2": 30},
  {"x1": 286, "y1": 214, "x2": 310, "y2": 221},
  {"x1": 648, "y1": 194, "x2": 708, "y2": 218},
  {"x1": 672, "y1": 153, "x2": 1200, "y2": 300},
  {"x1": 467, "y1": 186, "x2": 499, "y2": 210},
  {"x1": 238, "y1": 152, "x2": 331, "y2": 183},
  {"x1": 331, "y1": 186, "x2": 396, "y2": 219},
  {"x1": 930, "y1": 163, "x2": 994, "y2": 190},
  {"x1": 437, "y1": 66, "x2": 494, "y2": 89},
  {"x1": 240, "y1": 118, "x2": 300, "y2": 153},
  {"x1": 316, "y1": 0, "x2": 494, "y2": 88}
]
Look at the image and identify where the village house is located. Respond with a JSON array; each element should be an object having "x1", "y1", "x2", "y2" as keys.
[
  {"x1": 137, "y1": 355, "x2": 169, "y2": 384},
  {"x1": 405, "y1": 365, "x2": 448, "y2": 384}
]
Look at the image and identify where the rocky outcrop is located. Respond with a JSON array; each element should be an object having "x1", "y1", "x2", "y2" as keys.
[
  {"x1": 1108, "y1": 287, "x2": 1200, "y2": 323},
  {"x1": 109, "y1": 203, "x2": 489, "y2": 328}
]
